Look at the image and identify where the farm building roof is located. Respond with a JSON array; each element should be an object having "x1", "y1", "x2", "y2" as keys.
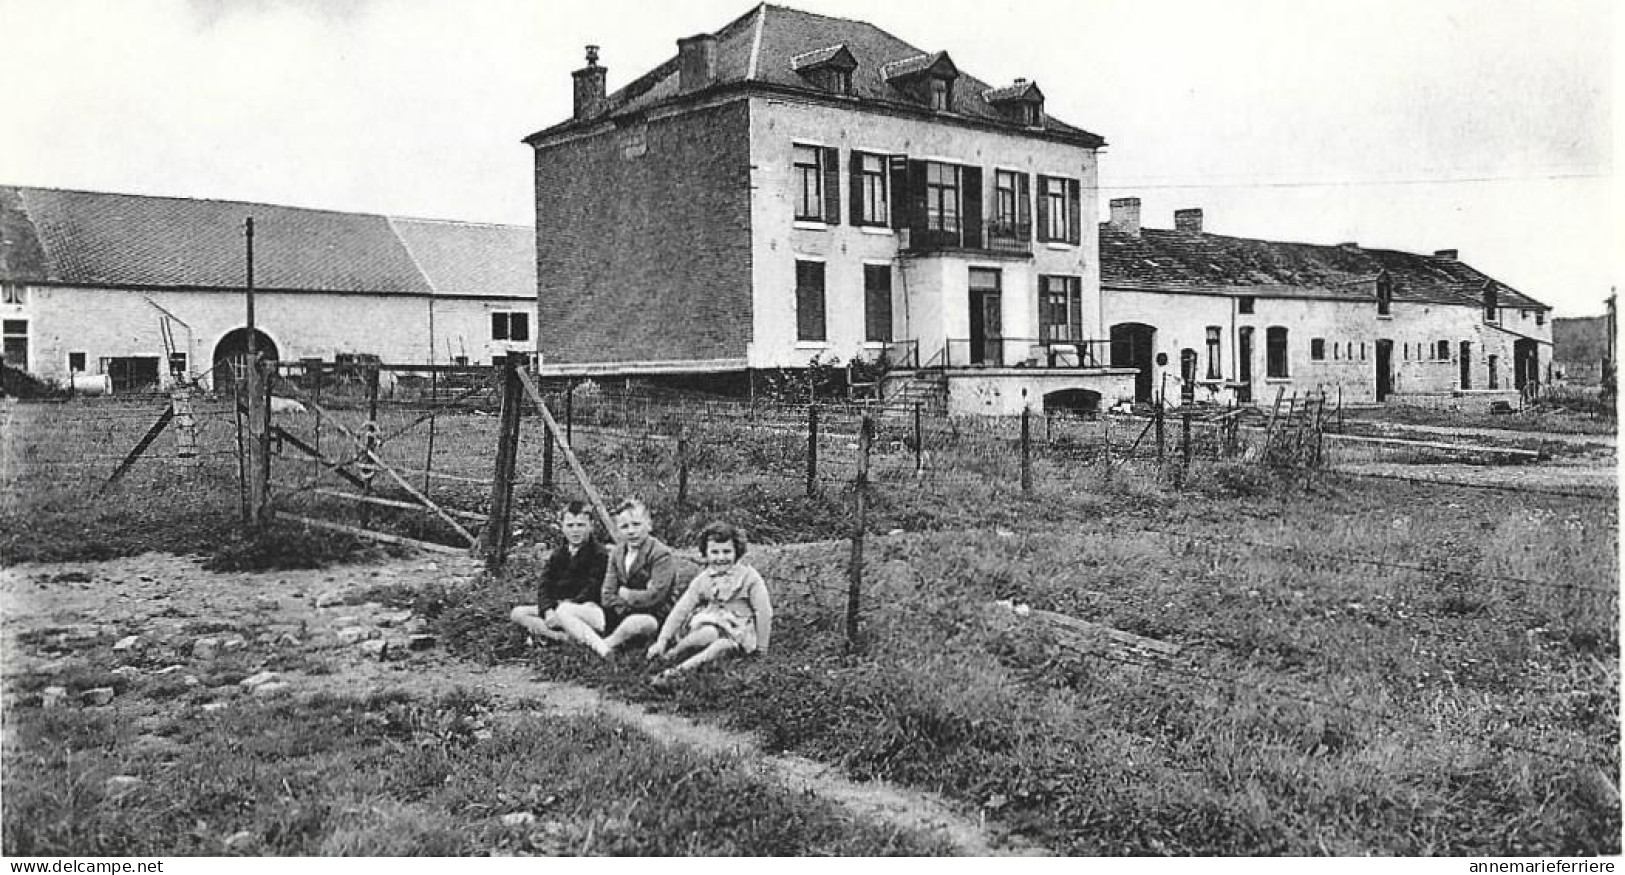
[
  {"x1": 0, "y1": 185, "x2": 535, "y2": 298},
  {"x1": 1100, "y1": 223, "x2": 1549, "y2": 311},
  {"x1": 524, "y1": 3, "x2": 1103, "y2": 147}
]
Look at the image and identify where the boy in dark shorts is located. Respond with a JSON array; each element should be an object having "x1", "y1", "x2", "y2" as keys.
[
  {"x1": 508, "y1": 502, "x2": 609, "y2": 644},
  {"x1": 552, "y1": 497, "x2": 691, "y2": 658}
]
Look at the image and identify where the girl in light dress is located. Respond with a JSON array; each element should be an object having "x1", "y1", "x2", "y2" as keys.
[{"x1": 646, "y1": 521, "x2": 772, "y2": 686}]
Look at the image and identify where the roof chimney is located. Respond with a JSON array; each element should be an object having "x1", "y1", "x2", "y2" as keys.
[
  {"x1": 678, "y1": 33, "x2": 719, "y2": 94},
  {"x1": 1434, "y1": 249, "x2": 1457, "y2": 260},
  {"x1": 1337, "y1": 241, "x2": 1359, "y2": 250},
  {"x1": 572, "y1": 45, "x2": 607, "y2": 121},
  {"x1": 1174, "y1": 208, "x2": 1203, "y2": 234},
  {"x1": 1108, "y1": 197, "x2": 1141, "y2": 235}
]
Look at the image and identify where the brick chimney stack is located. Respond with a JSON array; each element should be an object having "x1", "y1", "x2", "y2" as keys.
[
  {"x1": 572, "y1": 45, "x2": 607, "y2": 122},
  {"x1": 1174, "y1": 208, "x2": 1203, "y2": 234},
  {"x1": 1108, "y1": 197, "x2": 1142, "y2": 235},
  {"x1": 678, "y1": 33, "x2": 718, "y2": 94},
  {"x1": 1434, "y1": 249, "x2": 1458, "y2": 260}
]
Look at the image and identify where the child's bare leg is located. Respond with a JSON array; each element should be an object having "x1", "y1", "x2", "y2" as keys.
[
  {"x1": 551, "y1": 602, "x2": 611, "y2": 656},
  {"x1": 602, "y1": 614, "x2": 658, "y2": 653},
  {"x1": 662, "y1": 626, "x2": 719, "y2": 662},
  {"x1": 509, "y1": 605, "x2": 568, "y2": 642},
  {"x1": 671, "y1": 639, "x2": 739, "y2": 674}
]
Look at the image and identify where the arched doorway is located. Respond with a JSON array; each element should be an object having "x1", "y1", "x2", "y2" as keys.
[
  {"x1": 1043, "y1": 388, "x2": 1101, "y2": 415},
  {"x1": 1109, "y1": 322, "x2": 1156, "y2": 403},
  {"x1": 212, "y1": 328, "x2": 280, "y2": 386}
]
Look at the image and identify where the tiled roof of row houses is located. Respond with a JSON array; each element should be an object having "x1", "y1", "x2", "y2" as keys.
[
  {"x1": 531, "y1": 3, "x2": 1103, "y2": 146},
  {"x1": 1100, "y1": 224, "x2": 1549, "y2": 311},
  {"x1": 0, "y1": 186, "x2": 535, "y2": 298}
]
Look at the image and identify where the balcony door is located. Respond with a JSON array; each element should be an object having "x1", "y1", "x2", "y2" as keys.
[{"x1": 968, "y1": 268, "x2": 1002, "y2": 365}]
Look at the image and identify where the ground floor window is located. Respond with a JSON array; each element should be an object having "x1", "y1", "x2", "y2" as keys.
[
  {"x1": 1266, "y1": 326, "x2": 1288, "y2": 378},
  {"x1": 863, "y1": 264, "x2": 892, "y2": 343},
  {"x1": 68, "y1": 351, "x2": 86, "y2": 372},
  {"x1": 1311, "y1": 338, "x2": 1326, "y2": 361},
  {"x1": 2, "y1": 320, "x2": 26, "y2": 369},
  {"x1": 1039, "y1": 275, "x2": 1082, "y2": 342},
  {"x1": 491, "y1": 311, "x2": 530, "y2": 342},
  {"x1": 796, "y1": 260, "x2": 826, "y2": 342}
]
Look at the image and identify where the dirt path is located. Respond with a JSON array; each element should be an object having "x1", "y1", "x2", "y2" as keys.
[{"x1": 0, "y1": 551, "x2": 1040, "y2": 856}]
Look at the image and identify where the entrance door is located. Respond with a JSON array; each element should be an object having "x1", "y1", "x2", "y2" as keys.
[
  {"x1": 1179, "y1": 348, "x2": 1197, "y2": 403},
  {"x1": 1513, "y1": 338, "x2": 1539, "y2": 391},
  {"x1": 1375, "y1": 339, "x2": 1393, "y2": 401},
  {"x1": 968, "y1": 268, "x2": 1002, "y2": 365},
  {"x1": 1237, "y1": 327, "x2": 1254, "y2": 403},
  {"x1": 1109, "y1": 322, "x2": 1157, "y2": 402},
  {"x1": 1459, "y1": 341, "x2": 1472, "y2": 390}
]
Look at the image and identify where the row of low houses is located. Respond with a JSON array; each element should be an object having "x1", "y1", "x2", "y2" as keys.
[{"x1": 0, "y1": 3, "x2": 1558, "y2": 415}]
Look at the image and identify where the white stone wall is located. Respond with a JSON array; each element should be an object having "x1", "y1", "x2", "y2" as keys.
[
  {"x1": 748, "y1": 96, "x2": 1101, "y2": 369},
  {"x1": 15, "y1": 284, "x2": 534, "y2": 389},
  {"x1": 1106, "y1": 288, "x2": 1553, "y2": 404}
]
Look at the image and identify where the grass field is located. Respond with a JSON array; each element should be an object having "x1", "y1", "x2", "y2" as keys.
[{"x1": 2, "y1": 394, "x2": 1618, "y2": 855}]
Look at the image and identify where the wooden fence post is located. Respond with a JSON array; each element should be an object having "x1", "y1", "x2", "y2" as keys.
[
  {"x1": 541, "y1": 390, "x2": 555, "y2": 497},
  {"x1": 913, "y1": 401, "x2": 923, "y2": 476},
  {"x1": 246, "y1": 357, "x2": 271, "y2": 525},
  {"x1": 806, "y1": 402, "x2": 819, "y2": 496},
  {"x1": 1181, "y1": 403, "x2": 1193, "y2": 470},
  {"x1": 1101, "y1": 407, "x2": 1112, "y2": 485},
  {"x1": 565, "y1": 380, "x2": 575, "y2": 447},
  {"x1": 423, "y1": 367, "x2": 438, "y2": 493},
  {"x1": 1155, "y1": 398, "x2": 1166, "y2": 465},
  {"x1": 482, "y1": 358, "x2": 523, "y2": 569},
  {"x1": 1020, "y1": 403, "x2": 1032, "y2": 495},
  {"x1": 676, "y1": 426, "x2": 690, "y2": 508},
  {"x1": 847, "y1": 412, "x2": 872, "y2": 652}
]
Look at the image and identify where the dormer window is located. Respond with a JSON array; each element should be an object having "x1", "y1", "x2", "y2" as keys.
[
  {"x1": 882, "y1": 50, "x2": 960, "y2": 112},
  {"x1": 791, "y1": 44, "x2": 858, "y2": 97},
  {"x1": 984, "y1": 79, "x2": 1045, "y2": 127}
]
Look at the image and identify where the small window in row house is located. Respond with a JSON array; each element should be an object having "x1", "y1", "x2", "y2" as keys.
[
  {"x1": 1360, "y1": 342, "x2": 1367, "y2": 361},
  {"x1": 1038, "y1": 275, "x2": 1082, "y2": 343},
  {"x1": 68, "y1": 351, "x2": 86, "y2": 372},
  {"x1": 851, "y1": 151, "x2": 889, "y2": 226},
  {"x1": 1484, "y1": 287, "x2": 1499, "y2": 322},
  {"x1": 1536, "y1": 310, "x2": 1546, "y2": 326},
  {"x1": 795, "y1": 259, "x2": 826, "y2": 342},
  {"x1": 863, "y1": 264, "x2": 892, "y2": 343},
  {"x1": 2, "y1": 319, "x2": 26, "y2": 369},
  {"x1": 1376, "y1": 273, "x2": 1393, "y2": 316},
  {"x1": 928, "y1": 77, "x2": 952, "y2": 111},
  {"x1": 1436, "y1": 340, "x2": 1450, "y2": 360},
  {"x1": 1266, "y1": 326, "x2": 1289, "y2": 378},
  {"x1": 1311, "y1": 338, "x2": 1326, "y2": 361},
  {"x1": 1238, "y1": 296, "x2": 1256, "y2": 315},
  {"x1": 1403, "y1": 343, "x2": 1409, "y2": 361},
  {"x1": 1, "y1": 284, "x2": 25, "y2": 305},
  {"x1": 491, "y1": 312, "x2": 530, "y2": 342},
  {"x1": 1205, "y1": 326, "x2": 1222, "y2": 379}
]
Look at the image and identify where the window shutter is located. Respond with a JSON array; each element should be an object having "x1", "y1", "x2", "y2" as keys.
[
  {"x1": 491, "y1": 313, "x2": 505, "y2": 340},
  {"x1": 849, "y1": 150, "x2": 865, "y2": 225},
  {"x1": 822, "y1": 146, "x2": 840, "y2": 225},
  {"x1": 1068, "y1": 278, "x2": 1082, "y2": 339},
  {"x1": 888, "y1": 155, "x2": 909, "y2": 230},
  {"x1": 1017, "y1": 173, "x2": 1031, "y2": 239},
  {"x1": 1066, "y1": 178, "x2": 1082, "y2": 245},
  {"x1": 907, "y1": 160, "x2": 928, "y2": 237},
  {"x1": 961, "y1": 165, "x2": 982, "y2": 249},
  {"x1": 1035, "y1": 174, "x2": 1051, "y2": 242},
  {"x1": 513, "y1": 313, "x2": 530, "y2": 342}
]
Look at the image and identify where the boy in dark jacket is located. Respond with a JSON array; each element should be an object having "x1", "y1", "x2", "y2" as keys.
[
  {"x1": 551, "y1": 497, "x2": 692, "y2": 658},
  {"x1": 509, "y1": 502, "x2": 609, "y2": 643}
]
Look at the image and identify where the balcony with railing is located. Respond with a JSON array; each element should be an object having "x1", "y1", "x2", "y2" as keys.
[
  {"x1": 900, "y1": 219, "x2": 1033, "y2": 257},
  {"x1": 929, "y1": 338, "x2": 1113, "y2": 370}
]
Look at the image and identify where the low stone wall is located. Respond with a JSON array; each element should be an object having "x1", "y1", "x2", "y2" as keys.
[
  {"x1": 945, "y1": 368, "x2": 1138, "y2": 417},
  {"x1": 1387, "y1": 389, "x2": 1523, "y2": 412}
]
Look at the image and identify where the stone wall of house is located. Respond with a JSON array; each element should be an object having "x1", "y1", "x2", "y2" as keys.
[
  {"x1": 1106, "y1": 288, "x2": 1552, "y2": 404},
  {"x1": 748, "y1": 96, "x2": 1101, "y2": 370},
  {"x1": 532, "y1": 99, "x2": 755, "y2": 367}
]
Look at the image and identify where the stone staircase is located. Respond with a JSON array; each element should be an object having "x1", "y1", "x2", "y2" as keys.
[{"x1": 878, "y1": 369, "x2": 948, "y2": 416}]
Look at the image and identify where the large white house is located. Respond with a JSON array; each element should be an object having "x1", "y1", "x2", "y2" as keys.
[{"x1": 0, "y1": 185, "x2": 536, "y2": 392}]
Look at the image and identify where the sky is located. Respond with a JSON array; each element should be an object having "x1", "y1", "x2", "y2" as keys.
[{"x1": 1, "y1": 0, "x2": 1615, "y2": 316}]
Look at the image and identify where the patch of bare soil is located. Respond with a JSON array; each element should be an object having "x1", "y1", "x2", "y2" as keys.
[{"x1": 0, "y1": 551, "x2": 1040, "y2": 856}]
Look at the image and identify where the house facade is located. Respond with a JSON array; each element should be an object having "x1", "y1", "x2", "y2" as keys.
[
  {"x1": 1100, "y1": 199, "x2": 1553, "y2": 408},
  {"x1": 525, "y1": 3, "x2": 1136, "y2": 415},
  {"x1": 0, "y1": 186, "x2": 536, "y2": 393}
]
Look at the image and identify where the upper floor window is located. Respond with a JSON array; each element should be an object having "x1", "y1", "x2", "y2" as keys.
[
  {"x1": 1376, "y1": 273, "x2": 1393, "y2": 316},
  {"x1": 491, "y1": 312, "x2": 530, "y2": 342},
  {"x1": 1238, "y1": 296, "x2": 1256, "y2": 315},
  {"x1": 1035, "y1": 174, "x2": 1080, "y2": 244},
  {"x1": 1310, "y1": 338, "x2": 1326, "y2": 361},
  {"x1": 992, "y1": 170, "x2": 1030, "y2": 239},
  {"x1": 1535, "y1": 310, "x2": 1546, "y2": 326},
  {"x1": 793, "y1": 144, "x2": 840, "y2": 224},
  {"x1": 1436, "y1": 340, "x2": 1450, "y2": 360},
  {"x1": 1206, "y1": 326, "x2": 1222, "y2": 379},
  {"x1": 851, "y1": 151, "x2": 889, "y2": 226},
  {"x1": 1, "y1": 284, "x2": 24, "y2": 305},
  {"x1": 924, "y1": 161, "x2": 961, "y2": 234},
  {"x1": 1484, "y1": 286, "x2": 1499, "y2": 322},
  {"x1": 928, "y1": 77, "x2": 952, "y2": 111},
  {"x1": 1266, "y1": 326, "x2": 1289, "y2": 378},
  {"x1": 823, "y1": 68, "x2": 852, "y2": 95},
  {"x1": 1039, "y1": 275, "x2": 1081, "y2": 343}
]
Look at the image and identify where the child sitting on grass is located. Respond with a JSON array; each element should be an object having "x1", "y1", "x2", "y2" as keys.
[{"x1": 646, "y1": 521, "x2": 772, "y2": 686}]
